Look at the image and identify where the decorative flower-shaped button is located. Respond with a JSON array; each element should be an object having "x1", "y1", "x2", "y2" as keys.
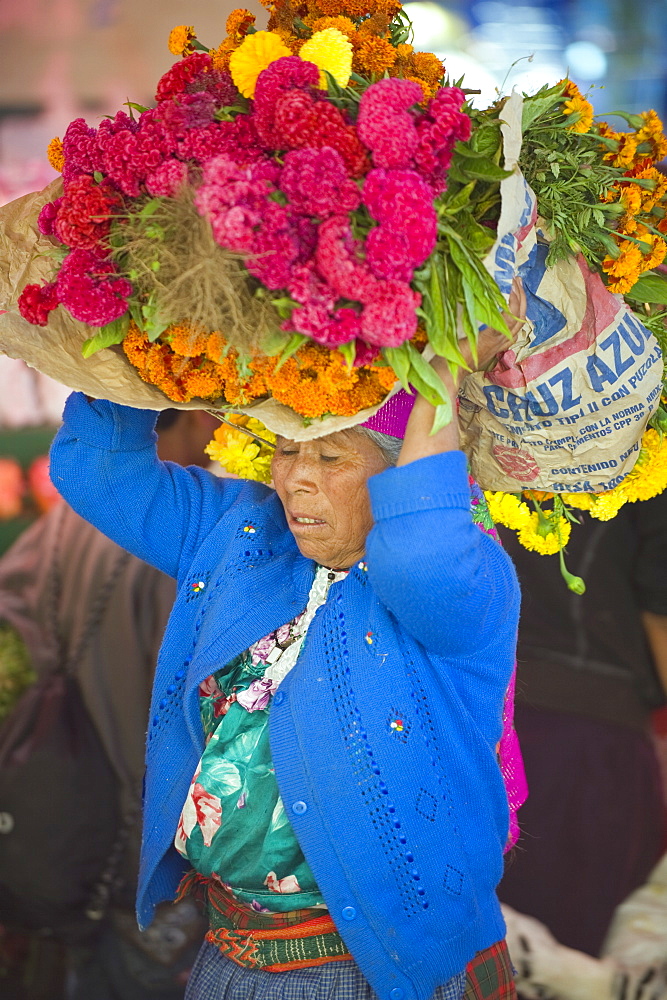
[
  {"x1": 365, "y1": 631, "x2": 374, "y2": 644},
  {"x1": 243, "y1": 524, "x2": 256, "y2": 533},
  {"x1": 390, "y1": 718, "x2": 404, "y2": 732},
  {"x1": 191, "y1": 580, "x2": 206, "y2": 593}
]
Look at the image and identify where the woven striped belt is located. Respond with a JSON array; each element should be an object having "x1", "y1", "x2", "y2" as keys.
[{"x1": 177, "y1": 870, "x2": 352, "y2": 972}]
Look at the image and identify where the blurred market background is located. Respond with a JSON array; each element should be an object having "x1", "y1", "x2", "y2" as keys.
[{"x1": 0, "y1": 0, "x2": 666, "y2": 553}]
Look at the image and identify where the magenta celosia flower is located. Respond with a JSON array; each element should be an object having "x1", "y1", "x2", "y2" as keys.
[
  {"x1": 62, "y1": 118, "x2": 104, "y2": 182},
  {"x1": 54, "y1": 174, "x2": 121, "y2": 253},
  {"x1": 37, "y1": 198, "x2": 63, "y2": 237},
  {"x1": 145, "y1": 160, "x2": 189, "y2": 197},
  {"x1": 363, "y1": 168, "x2": 436, "y2": 281},
  {"x1": 280, "y1": 148, "x2": 360, "y2": 218},
  {"x1": 353, "y1": 339, "x2": 380, "y2": 367},
  {"x1": 253, "y1": 57, "x2": 320, "y2": 148},
  {"x1": 154, "y1": 93, "x2": 217, "y2": 139},
  {"x1": 287, "y1": 261, "x2": 336, "y2": 311},
  {"x1": 17, "y1": 282, "x2": 60, "y2": 327},
  {"x1": 414, "y1": 87, "x2": 471, "y2": 192},
  {"x1": 289, "y1": 303, "x2": 361, "y2": 348},
  {"x1": 359, "y1": 278, "x2": 421, "y2": 346},
  {"x1": 100, "y1": 111, "x2": 180, "y2": 198},
  {"x1": 247, "y1": 202, "x2": 305, "y2": 290},
  {"x1": 195, "y1": 155, "x2": 277, "y2": 252},
  {"x1": 357, "y1": 78, "x2": 423, "y2": 169},
  {"x1": 179, "y1": 116, "x2": 265, "y2": 167},
  {"x1": 56, "y1": 249, "x2": 132, "y2": 327},
  {"x1": 315, "y1": 217, "x2": 374, "y2": 301}
]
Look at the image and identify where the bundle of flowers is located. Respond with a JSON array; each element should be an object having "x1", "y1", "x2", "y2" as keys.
[{"x1": 7, "y1": 0, "x2": 667, "y2": 587}]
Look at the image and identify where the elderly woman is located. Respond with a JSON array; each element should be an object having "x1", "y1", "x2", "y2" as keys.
[{"x1": 49, "y1": 333, "x2": 521, "y2": 1000}]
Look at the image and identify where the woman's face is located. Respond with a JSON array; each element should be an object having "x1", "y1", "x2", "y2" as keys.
[{"x1": 271, "y1": 430, "x2": 389, "y2": 568}]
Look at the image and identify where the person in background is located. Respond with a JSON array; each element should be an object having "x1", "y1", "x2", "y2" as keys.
[
  {"x1": 498, "y1": 492, "x2": 667, "y2": 957},
  {"x1": 0, "y1": 407, "x2": 217, "y2": 1000}
]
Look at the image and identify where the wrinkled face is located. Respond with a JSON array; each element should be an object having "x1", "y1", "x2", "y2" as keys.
[{"x1": 271, "y1": 430, "x2": 389, "y2": 568}]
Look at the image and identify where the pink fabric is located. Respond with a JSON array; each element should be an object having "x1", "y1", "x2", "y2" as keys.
[
  {"x1": 361, "y1": 388, "x2": 415, "y2": 438},
  {"x1": 498, "y1": 667, "x2": 527, "y2": 850}
]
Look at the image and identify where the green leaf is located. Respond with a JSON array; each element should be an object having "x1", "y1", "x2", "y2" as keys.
[
  {"x1": 383, "y1": 344, "x2": 412, "y2": 392},
  {"x1": 522, "y1": 93, "x2": 560, "y2": 131},
  {"x1": 456, "y1": 159, "x2": 513, "y2": 183},
  {"x1": 624, "y1": 271, "x2": 667, "y2": 306},
  {"x1": 440, "y1": 181, "x2": 476, "y2": 215},
  {"x1": 405, "y1": 342, "x2": 450, "y2": 403},
  {"x1": 81, "y1": 314, "x2": 130, "y2": 358},
  {"x1": 431, "y1": 400, "x2": 453, "y2": 434},
  {"x1": 93, "y1": 171, "x2": 104, "y2": 184},
  {"x1": 338, "y1": 340, "x2": 356, "y2": 369},
  {"x1": 124, "y1": 101, "x2": 150, "y2": 114},
  {"x1": 139, "y1": 198, "x2": 164, "y2": 221},
  {"x1": 276, "y1": 332, "x2": 308, "y2": 368},
  {"x1": 269, "y1": 294, "x2": 297, "y2": 319}
]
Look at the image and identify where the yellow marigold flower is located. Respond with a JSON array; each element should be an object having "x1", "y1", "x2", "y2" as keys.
[
  {"x1": 47, "y1": 136, "x2": 65, "y2": 173},
  {"x1": 563, "y1": 92, "x2": 594, "y2": 134},
  {"x1": 311, "y1": 15, "x2": 357, "y2": 38},
  {"x1": 484, "y1": 492, "x2": 532, "y2": 531},
  {"x1": 206, "y1": 416, "x2": 276, "y2": 483},
  {"x1": 300, "y1": 28, "x2": 353, "y2": 88},
  {"x1": 229, "y1": 31, "x2": 292, "y2": 98},
  {"x1": 602, "y1": 240, "x2": 643, "y2": 293},
  {"x1": 395, "y1": 42, "x2": 414, "y2": 60},
  {"x1": 353, "y1": 34, "x2": 396, "y2": 75},
  {"x1": 587, "y1": 490, "x2": 627, "y2": 520},
  {"x1": 168, "y1": 25, "x2": 196, "y2": 57},
  {"x1": 559, "y1": 492, "x2": 593, "y2": 510},
  {"x1": 613, "y1": 133, "x2": 639, "y2": 169},
  {"x1": 618, "y1": 428, "x2": 667, "y2": 502},
  {"x1": 226, "y1": 8, "x2": 256, "y2": 39},
  {"x1": 640, "y1": 232, "x2": 667, "y2": 272},
  {"x1": 636, "y1": 110, "x2": 667, "y2": 161},
  {"x1": 517, "y1": 512, "x2": 571, "y2": 555}
]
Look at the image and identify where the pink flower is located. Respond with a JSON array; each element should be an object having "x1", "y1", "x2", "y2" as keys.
[
  {"x1": 280, "y1": 147, "x2": 360, "y2": 218},
  {"x1": 414, "y1": 87, "x2": 471, "y2": 192},
  {"x1": 252, "y1": 57, "x2": 320, "y2": 148},
  {"x1": 236, "y1": 677, "x2": 274, "y2": 712},
  {"x1": 353, "y1": 339, "x2": 380, "y2": 367},
  {"x1": 290, "y1": 304, "x2": 361, "y2": 348},
  {"x1": 315, "y1": 217, "x2": 373, "y2": 301},
  {"x1": 357, "y1": 78, "x2": 423, "y2": 169},
  {"x1": 62, "y1": 118, "x2": 104, "y2": 181},
  {"x1": 363, "y1": 168, "x2": 437, "y2": 281},
  {"x1": 154, "y1": 93, "x2": 217, "y2": 138},
  {"x1": 359, "y1": 278, "x2": 421, "y2": 347},
  {"x1": 56, "y1": 249, "x2": 132, "y2": 327},
  {"x1": 17, "y1": 282, "x2": 60, "y2": 327},
  {"x1": 192, "y1": 783, "x2": 222, "y2": 847},
  {"x1": 287, "y1": 261, "x2": 336, "y2": 312},
  {"x1": 145, "y1": 160, "x2": 189, "y2": 197},
  {"x1": 179, "y1": 116, "x2": 265, "y2": 166},
  {"x1": 100, "y1": 111, "x2": 179, "y2": 198},
  {"x1": 264, "y1": 871, "x2": 302, "y2": 894},
  {"x1": 37, "y1": 198, "x2": 63, "y2": 237}
]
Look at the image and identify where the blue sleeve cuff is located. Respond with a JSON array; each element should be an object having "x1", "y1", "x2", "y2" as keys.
[
  {"x1": 368, "y1": 450, "x2": 471, "y2": 520},
  {"x1": 61, "y1": 391, "x2": 159, "y2": 452}
]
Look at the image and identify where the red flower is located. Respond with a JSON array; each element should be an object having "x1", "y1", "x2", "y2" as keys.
[
  {"x1": 17, "y1": 282, "x2": 60, "y2": 327},
  {"x1": 54, "y1": 174, "x2": 122, "y2": 252}
]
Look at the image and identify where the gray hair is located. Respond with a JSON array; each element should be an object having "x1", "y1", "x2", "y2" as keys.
[{"x1": 354, "y1": 426, "x2": 403, "y2": 467}]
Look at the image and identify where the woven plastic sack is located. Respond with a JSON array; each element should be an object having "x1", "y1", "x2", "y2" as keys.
[{"x1": 458, "y1": 93, "x2": 662, "y2": 493}]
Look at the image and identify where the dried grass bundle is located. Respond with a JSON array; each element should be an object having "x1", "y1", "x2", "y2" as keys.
[{"x1": 116, "y1": 189, "x2": 280, "y2": 352}]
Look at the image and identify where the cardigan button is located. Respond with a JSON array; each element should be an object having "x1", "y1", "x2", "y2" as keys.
[
  {"x1": 291, "y1": 801, "x2": 307, "y2": 815},
  {"x1": 341, "y1": 906, "x2": 356, "y2": 921},
  {"x1": 390, "y1": 990, "x2": 405, "y2": 1000},
  {"x1": 273, "y1": 691, "x2": 286, "y2": 706}
]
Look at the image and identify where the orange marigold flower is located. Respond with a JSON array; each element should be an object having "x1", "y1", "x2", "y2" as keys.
[
  {"x1": 122, "y1": 323, "x2": 150, "y2": 373},
  {"x1": 210, "y1": 38, "x2": 238, "y2": 73},
  {"x1": 403, "y1": 75, "x2": 434, "y2": 103},
  {"x1": 316, "y1": 0, "x2": 373, "y2": 18},
  {"x1": 206, "y1": 331, "x2": 227, "y2": 363},
  {"x1": 182, "y1": 364, "x2": 226, "y2": 401},
  {"x1": 559, "y1": 78, "x2": 580, "y2": 100},
  {"x1": 395, "y1": 42, "x2": 414, "y2": 61},
  {"x1": 311, "y1": 15, "x2": 357, "y2": 37},
  {"x1": 168, "y1": 25, "x2": 196, "y2": 57},
  {"x1": 612, "y1": 133, "x2": 640, "y2": 169},
  {"x1": 47, "y1": 137, "x2": 65, "y2": 173},
  {"x1": 603, "y1": 239, "x2": 643, "y2": 294},
  {"x1": 409, "y1": 51, "x2": 444, "y2": 86},
  {"x1": 226, "y1": 8, "x2": 256, "y2": 39},
  {"x1": 373, "y1": 0, "x2": 402, "y2": 17},
  {"x1": 166, "y1": 322, "x2": 210, "y2": 357},
  {"x1": 353, "y1": 35, "x2": 397, "y2": 75}
]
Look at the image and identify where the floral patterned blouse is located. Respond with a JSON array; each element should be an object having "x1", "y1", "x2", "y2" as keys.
[{"x1": 174, "y1": 564, "x2": 348, "y2": 913}]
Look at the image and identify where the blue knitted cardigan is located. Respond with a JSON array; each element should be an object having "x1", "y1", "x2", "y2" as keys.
[{"x1": 50, "y1": 393, "x2": 520, "y2": 1000}]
